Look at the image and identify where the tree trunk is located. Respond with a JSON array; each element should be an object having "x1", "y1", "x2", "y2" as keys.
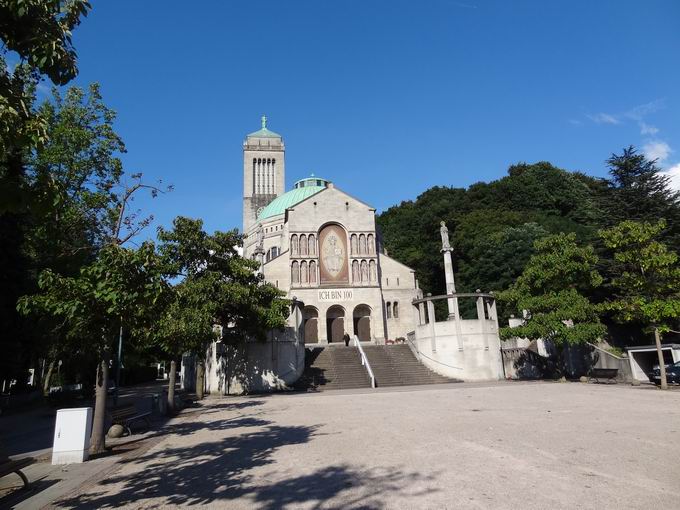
[
  {"x1": 654, "y1": 327, "x2": 668, "y2": 390},
  {"x1": 167, "y1": 360, "x2": 176, "y2": 415},
  {"x1": 90, "y1": 359, "x2": 109, "y2": 454},
  {"x1": 42, "y1": 359, "x2": 55, "y2": 397},
  {"x1": 196, "y1": 359, "x2": 205, "y2": 400}
]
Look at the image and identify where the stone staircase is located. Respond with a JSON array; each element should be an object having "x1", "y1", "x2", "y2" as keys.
[
  {"x1": 363, "y1": 344, "x2": 456, "y2": 387},
  {"x1": 293, "y1": 346, "x2": 372, "y2": 391},
  {"x1": 293, "y1": 344, "x2": 457, "y2": 391}
]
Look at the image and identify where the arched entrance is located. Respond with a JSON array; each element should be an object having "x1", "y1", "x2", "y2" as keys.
[
  {"x1": 303, "y1": 306, "x2": 319, "y2": 344},
  {"x1": 353, "y1": 304, "x2": 371, "y2": 342},
  {"x1": 326, "y1": 305, "x2": 345, "y2": 343}
]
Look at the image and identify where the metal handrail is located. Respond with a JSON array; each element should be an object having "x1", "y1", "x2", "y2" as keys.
[
  {"x1": 352, "y1": 335, "x2": 376, "y2": 388},
  {"x1": 405, "y1": 331, "x2": 419, "y2": 357}
]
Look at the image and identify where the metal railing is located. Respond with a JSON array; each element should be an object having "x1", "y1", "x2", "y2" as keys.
[{"x1": 352, "y1": 335, "x2": 376, "y2": 388}]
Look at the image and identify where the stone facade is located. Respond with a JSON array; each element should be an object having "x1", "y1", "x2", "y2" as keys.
[
  {"x1": 242, "y1": 116, "x2": 286, "y2": 235},
  {"x1": 241, "y1": 119, "x2": 421, "y2": 344}
]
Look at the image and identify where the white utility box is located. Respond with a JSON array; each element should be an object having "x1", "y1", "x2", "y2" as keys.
[{"x1": 52, "y1": 407, "x2": 93, "y2": 465}]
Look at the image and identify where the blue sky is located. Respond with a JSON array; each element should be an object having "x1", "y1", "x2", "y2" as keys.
[{"x1": 31, "y1": 1, "x2": 680, "y2": 238}]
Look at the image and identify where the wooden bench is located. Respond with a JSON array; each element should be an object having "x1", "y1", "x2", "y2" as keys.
[
  {"x1": 588, "y1": 367, "x2": 619, "y2": 384},
  {"x1": 0, "y1": 444, "x2": 34, "y2": 489},
  {"x1": 109, "y1": 405, "x2": 151, "y2": 436}
]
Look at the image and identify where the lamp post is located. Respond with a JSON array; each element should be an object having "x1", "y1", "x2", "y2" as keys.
[{"x1": 114, "y1": 323, "x2": 123, "y2": 405}]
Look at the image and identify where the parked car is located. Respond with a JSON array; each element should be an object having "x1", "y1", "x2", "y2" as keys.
[{"x1": 649, "y1": 361, "x2": 680, "y2": 385}]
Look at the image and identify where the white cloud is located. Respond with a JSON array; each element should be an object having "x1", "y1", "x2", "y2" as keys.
[
  {"x1": 662, "y1": 163, "x2": 680, "y2": 191},
  {"x1": 585, "y1": 99, "x2": 665, "y2": 128},
  {"x1": 568, "y1": 119, "x2": 582, "y2": 126},
  {"x1": 624, "y1": 99, "x2": 665, "y2": 121},
  {"x1": 643, "y1": 140, "x2": 672, "y2": 163},
  {"x1": 587, "y1": 113, "x2": 620, "y2": 125},
  {"x1": 639, "y1": 122, "x2": 659, "y2": 135}
]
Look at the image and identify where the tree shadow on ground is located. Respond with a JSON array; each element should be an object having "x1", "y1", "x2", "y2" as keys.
[
  {"x1": 0, "y1": 478, "x2": 61, "y2": 508},
  {"x1": 251, "y1": 464, "x2": 438, "y2": 510},
  {"x1": 200, "y1": 399, "x2": 267, "y2": 413},
  {"x1": 57, "y1": 407, "x2": 436, "y2": 509}
]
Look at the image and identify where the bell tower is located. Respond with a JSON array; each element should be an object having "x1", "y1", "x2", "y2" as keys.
[{"x1": 242, "y1": 115, "x2": 285, "y2": 234}]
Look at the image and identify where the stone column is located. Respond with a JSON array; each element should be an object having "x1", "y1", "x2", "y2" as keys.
[
  {"x1": 476, "y1": 292, "x2": 489, "y2": 350},
  {"x1": 440, "y1": 222, "x2": 460, "y2": 320},
  {"x1": 426, "y1": 296, "x2": 437, "y2": 353},
  {"x1": 475, "y1": 293, "x2": 486, "y2": 321},
  {"x1": 488, "y1": 296, "x2": 498, "y2": 324},
  {"x1": 418, "y1": 302, "x2": 426, "y2": 325}
]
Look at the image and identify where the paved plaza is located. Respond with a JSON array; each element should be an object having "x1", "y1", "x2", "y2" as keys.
[{"x1": 53, "y1": 382, "x2": 679, "y2": 509}]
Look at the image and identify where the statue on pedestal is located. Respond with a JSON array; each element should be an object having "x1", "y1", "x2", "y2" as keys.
[{"x1": 440, "y1": 221, "x2": 451, "y2": 251}]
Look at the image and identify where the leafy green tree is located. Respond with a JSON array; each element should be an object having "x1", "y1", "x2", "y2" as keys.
[
  {"x1": 377, "y1": 161, "x2": 603, "y2": 300},
  {"x1": 157, "y1": 217, "x2": 289, "y2": 398},
  {"x1": 27, "y1": 84, "x2": 126, "y2": 257},
  {"x1": 499, "y1": 233, "x2": 606, "y2": 354},
  {"x1": 458, "y1": 222, "x2": 548, "y2": 319},
  {"x1": 19, "y1": 242, "x2": 169, "y2": 452},
  {"x1": 152, "y1": 282, "x2": 215, "y2": 413},
  {"x1": 1, "y1": 0, "x2": 91, "y2": 177},
  {"x1": 19, "y1": 165, "x2": 169, "y2": 452},
  {"x1": 1, "y1": 0, "x2": 90, "y2": 387},
  {"x1": 0, "y1": 0, "x2": 90, "y2": 86},
  {"x1": 602, "y1": 147, "x2": 680, "y2": 244},
  {"x1": 599, "y1": 220, "x2": 680, "y2": 389},
  {"x1": 12, "y1": 84, "x2": 129, "y2": 385}
]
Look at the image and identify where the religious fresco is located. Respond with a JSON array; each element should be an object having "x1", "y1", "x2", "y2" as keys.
[{"x1": 319, "y1": 224, "x2": 349, "y2": 285}]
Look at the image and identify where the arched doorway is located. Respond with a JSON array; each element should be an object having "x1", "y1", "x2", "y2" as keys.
[
  {"x1": 353, "y1": 304, "x2": 371, "y2": 342},
  {"x1": 326, "y1": 305, "x2": 345, "y2": 343},
  {"x1": 303, "y1": 306, "x2": 319, "y2": 344}
]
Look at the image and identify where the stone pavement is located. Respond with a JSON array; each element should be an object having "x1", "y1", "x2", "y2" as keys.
[
  {"x1": 0, "y1": 381, "x2": 189, "y2": 509},
  {"x1": 33, "y1": 381, "x2": 680, "y2": 509}
]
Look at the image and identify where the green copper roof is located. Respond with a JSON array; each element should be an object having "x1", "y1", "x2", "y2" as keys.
[
  {"x1": 247, "y1": 115, "x2": 281, "y2": 139},
  {"x1": 257, "y1": 178, "x2": 329, "y2": 220}
]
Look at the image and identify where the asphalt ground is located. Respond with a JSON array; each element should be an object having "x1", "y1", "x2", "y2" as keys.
[{"x1": 47, "y1": 381, "x2": 680, "y2": 509}]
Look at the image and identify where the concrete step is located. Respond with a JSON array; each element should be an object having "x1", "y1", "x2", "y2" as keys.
[
  {"x1": 294, "y1": 344, "x2": 457, "y2": 391},
  {"x1": 293, "y1": 347, "x2": 372, "y2": 392},
  {"x1": 363, "y1": 345, "x2": 458, "y2": 387}
]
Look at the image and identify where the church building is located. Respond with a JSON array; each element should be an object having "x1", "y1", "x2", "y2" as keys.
[{"x1": 241, "y1": 117, "x2": 421, "y2": 344}]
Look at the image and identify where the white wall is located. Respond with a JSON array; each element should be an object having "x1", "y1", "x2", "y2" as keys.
[
  {"x1": 204, "y1": 304, "x2": 306, "y2": 395},
  {"x1": 205, "y1": 336, "x2": 305, "y2": 395},
  {"x1": 410, "y1": 319, "x2": 503, "y2": 382},
  {"x1": 379, "y1": 253, "x2": 421, "y2": 341}
]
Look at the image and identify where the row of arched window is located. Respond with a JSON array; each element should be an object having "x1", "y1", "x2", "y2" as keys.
[
  {"x1": 350, "y1": 234, "x2": 375, "y2": 256},
  {"x1": 290, "y1": 234, "x2": 317, "y2": 257},
  {"x1": 253, "y1": 158, "x2": 276, "y2": 195},
  {"x1": 386, "y1": 301, "x2": 399, "y2": 319},
  {"x1": 291, "y1": 260, "x2": 318, "y2": 286},
  {"x1": 351, "y1": 259, "x2": 377, "y2": 285}
]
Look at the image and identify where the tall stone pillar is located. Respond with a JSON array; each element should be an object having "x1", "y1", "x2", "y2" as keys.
[
  {"x1": 476, "y1": 291, "x2": 490, "y2": 350},
  {"x1": 426, "y1": 295, "x2": 437, "y2": 353},
  {"x1": 440, "y1": 221, "x2": 460, "y2": 320}
]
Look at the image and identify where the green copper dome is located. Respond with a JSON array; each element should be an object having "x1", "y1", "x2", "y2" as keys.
[
  {"x1": 257, "y1": 177, "x2": 329, "y2": 220},
  {"x1": 247, "y1": 115, "x2": 281, "y2": 139}
]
